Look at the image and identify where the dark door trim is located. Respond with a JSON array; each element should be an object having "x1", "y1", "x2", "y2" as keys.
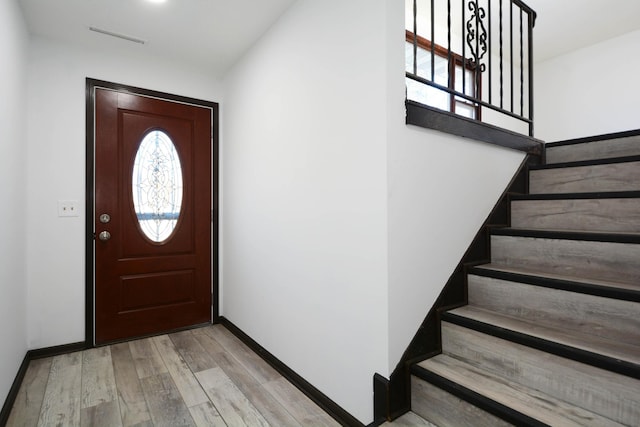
[{"x1": 85, "y1": 78, "x2": 219, "y2": 346}]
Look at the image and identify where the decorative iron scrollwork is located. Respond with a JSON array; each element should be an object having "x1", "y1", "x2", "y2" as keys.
[{"x1": 466, "y1": 1, "x2": 488, "y2": 72}]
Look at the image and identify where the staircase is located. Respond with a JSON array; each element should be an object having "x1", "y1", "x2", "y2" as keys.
[{"x1": 401, "y1": 133, "x2": 640, "y2": 426}]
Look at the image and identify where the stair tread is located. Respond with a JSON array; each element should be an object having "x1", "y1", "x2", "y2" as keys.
[
  {"x1": 475, "y1": 263, "x2": 640, "y2": 294},
  {"x1": 416, "y1": 354, "x2": 626, "y2": 427},
  {"x1": 447, "y1": 305, "x2": 640, "y2": 367},
  {"x1": 381, "y1": 411, "x2": 438, "y2": 427}
]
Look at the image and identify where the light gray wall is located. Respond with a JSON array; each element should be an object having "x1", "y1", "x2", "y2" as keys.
[
  {"x1": 536, "y1": 29, "x2": 640, "y2": 141},
  {"x1": 25, "y1": 37, "x2": 223, "y2": 349},
  {"x1": 0, "y1": 0, "x2": 29, "y2": 405},
  {"x1": 222, "y1": 0, "x2": 389, "y2": 422}
]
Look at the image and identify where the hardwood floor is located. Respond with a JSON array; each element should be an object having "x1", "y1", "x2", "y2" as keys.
[{"x1": 6, "y1": 324, "x2": 341, "y2": 427}]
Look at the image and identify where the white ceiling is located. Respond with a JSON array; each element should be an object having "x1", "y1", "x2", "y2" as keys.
[
  {"x1": 17, "y1": 0, "x2": 640, "y2": 76},
  {"x1": 18, "y1": 0, "x2": 298, "y2": 77}
]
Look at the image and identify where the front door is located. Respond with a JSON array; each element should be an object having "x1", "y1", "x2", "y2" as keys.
[{"x1": 94, "y1": 86, "x2": 212, "y2": 344}]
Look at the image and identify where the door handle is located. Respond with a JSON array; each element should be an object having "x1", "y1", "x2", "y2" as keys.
[{"x1": 98, "y1": 231, "x2": 111, "y2": 241}]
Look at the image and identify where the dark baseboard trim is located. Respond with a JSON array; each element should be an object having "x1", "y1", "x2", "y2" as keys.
[
  {"x1": 406, "y1": 100, "x2": 543, "y2": 155},
  {"x1": 442, "y1": 312, "x2": 640, "y2": 380},
  {"x1": 411, "y1": 364, "x2": 548, "y2": 427},
  {"x1": 0, "y1": 341, "x2": 88, "y2": 425},
  {"x1": 546, "y1": 128, "x2": 640, "y2": 147},
  {"x1": 0, "y1": 353, "x2": 30, "y2": 426},
  {"x1": 218, "y1": 317, "x2": 364, "y2": 427}
]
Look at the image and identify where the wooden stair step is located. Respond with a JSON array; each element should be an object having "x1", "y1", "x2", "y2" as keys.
[
  {"x1": 529, "y1": 156, "x2": 640, "y2": 194},
  {"x1": 510, "y1": 196, "x2": 640, "y2": 233},
  {"x1": 439, "y1": 322, "x2": 640, "y2": 425},
  {"x1": 466, "y1": 273, "x2": 640, "y2": 346},
  {"x1": 545, "y1": 132, "x2": 640, "y2": 164},
  {"x1": 489, "y1": 230, "x2": 640, "y2": 286},
  {"x1": 471, "y1": 264, "x2": 640, "y2": 301},
  {"x1": 413, "y1": 354, "x2": 626, "y2": 427},
  {"x1": 444, "y1": 305, "x2": 640, "y2": 377}
]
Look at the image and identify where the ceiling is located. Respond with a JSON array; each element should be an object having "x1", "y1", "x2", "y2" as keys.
[
  {"x1": 18, "y1": 0, "x2": 298, "y2": 77},
  {"x1": 18, "y1": 0, "x2": 640, "y2": 77}
]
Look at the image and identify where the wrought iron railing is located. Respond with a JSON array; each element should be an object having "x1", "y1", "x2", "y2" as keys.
[{"x1": 406, "y1": 0, "x2": 536, "y2": 136}]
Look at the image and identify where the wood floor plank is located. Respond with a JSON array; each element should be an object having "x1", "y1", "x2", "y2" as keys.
[
  {"x1": 81, "y1": 346, "x2": 118, "y2": 409},
  {"x1": 128, "y1": 337, "x2": 168, "y2": 379},
  {"x1": 263, "y1": 376, "x2": 340, "y2": 427},
  {"x1": 6, "y1": 357, "x2": 52, "y2": 427},
  {"x1": 196, "y1": 366, "x2": 270, "y2": 427},
  {"x1": 140, "y1": 372, "x2": 196, "y2": 427},
  {"x1": 169, "y1": 330, "x2": 219, "y2": 373},
  {"x1": 151, "y1": 334, "x2": 209, "y2": 407},
  {"x1": 212, "y1": 351, "x2": 300, "y2": 427},
  {"x1": 37, "y1": 352, "x2": 83, "y2": 427},
  {"x1": 110, "y1": 342, "x2": 152, "y2": 427},
  {"x1": 80, "y1": 400, "x2": 123, "y2": 427},
  {"x1": 204, "y1": 325, "x2": 280, "y2": 384},
  {"x1": 187, "y1": 401, "x2": 227, "y2": 427}
]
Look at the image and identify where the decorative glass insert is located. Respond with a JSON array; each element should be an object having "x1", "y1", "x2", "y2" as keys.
[{"x1": 132, "y1": 130, "x2": 183, "y2": 243}]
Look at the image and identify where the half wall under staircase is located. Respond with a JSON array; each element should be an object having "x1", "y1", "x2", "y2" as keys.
[{"x1": 388, "y1": 131, "x2": 640, "y2": 426}]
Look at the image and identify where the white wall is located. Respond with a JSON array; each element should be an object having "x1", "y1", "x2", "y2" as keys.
[
  {"x1": 0, "y1": 0, "x2": 29, "y2": 405},
  {"x1": 25, "y1": 37, "x2": 223, "y2": 349},
  {"x1": 222, "y1": 0, "x2": 389, "y2": 423},
  {"x1": 536, "y1": 29, "x2": 640, "y2": 141},
  {"x1": 386, "y1": 1, "x2": 526, "y2": 372}
]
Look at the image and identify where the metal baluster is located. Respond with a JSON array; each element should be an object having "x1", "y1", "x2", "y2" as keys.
[
  {"x1": 520, "y1": 8, "x2": 524, "y2": 117},
  {"x1": 510, "y1": 0, "x2": 514, "y2": 113},
  {"x1": 488, "y1": 0, "x2": 492, "y2": 105},
  {"x1": 499, "y1": 0, "x2": 503, "y2": 109},
  {"x1": 413, "y1": 0, "x2": 418, "y2": 76},
  {"x1": 431, "y1": 0, "x2": 435, "y2": 81}
]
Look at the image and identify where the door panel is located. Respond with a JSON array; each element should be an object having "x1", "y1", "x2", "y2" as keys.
[{"x1": 94, "y1": 88, "x2": 212, "y2": 344}]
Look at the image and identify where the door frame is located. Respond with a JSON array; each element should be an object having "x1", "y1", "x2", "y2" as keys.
[{"x1": 85, "y1": 78, "x2": 219, "y2": 346}]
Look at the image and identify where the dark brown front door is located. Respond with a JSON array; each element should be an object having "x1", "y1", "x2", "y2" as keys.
[{"x1": 94, "y1": 87, "x2": 212, "y2": 344}]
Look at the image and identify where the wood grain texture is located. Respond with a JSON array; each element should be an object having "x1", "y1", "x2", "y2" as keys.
[
  {"x1": 449, "y1": 304, "x2": 640, "y2": 366},
  {"x1": 140, "y1": 373, "x2": 196, "y2": 427},
  {"x1": 546, "y1": 136, "x2": 640, "y2": 164},
  {"x1": 491, "y1": 234, "x2": 640, "y2": 285},
  {"x1": 511, "y1": 198, "x2": 640, "y2": 233},
  {"x1": 441, "y1": 322, "x2": 640, "y2": 425},
  {"x1": 80, "y1": 400, "x2": 123, "y2": 427},
  {"x1": 110, "y1": 342, "x2": 152, "y2": 426},
  {"x1": 37, "y1": 352, "x2": 83, "y2": 427},
  {"x1": 467, "y1": 274, "x2": 640, "y2": 346},
  {"x1": 6, "y1": 357, "x2": 52, "y2": 427},
  {"x1": 411, "y1": 375, "x2": 513, "y2": 427},
  {"x1": 81, "y1": 346, "x2": 118, "y2": 409},
  {"x1": 196, "y1": 367, "x2": 270, "y2": 427},
  {"x1": 169, "y1": 330, "x2": 219, "y2": 373},
  {"x1": 417, "y1": 354, "x2": 626, "y2": 427},
  {"x1": 187, "y1": 401, "x2": 226, "y2": 427},
  {"x1": 128, "y1": 338, "x2": 168, "y2": 379},
  {"x1": 6, "y1": 325, "x2": 342, "y2": 427},
  {"x1": 264, "y1": 376, "x2": 341, "y2": 427},
  {"x1": 152, "y1": 334, "x2": 209, "y2": 407},
  {"x1": 204, "y1": 325, "x2": 281, "y2": 384},
  {"x1": 529, "y1": 161, "x2": 640, "y2": 194}
]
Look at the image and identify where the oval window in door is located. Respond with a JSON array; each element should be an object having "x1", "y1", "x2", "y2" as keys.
[{"x1": 132, "y1": 130, "x2": 183, "y2": 243}]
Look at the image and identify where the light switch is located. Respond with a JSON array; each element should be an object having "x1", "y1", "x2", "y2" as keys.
[{"x1": 58, "y1": 200, "x2": 80, "y2": 217}]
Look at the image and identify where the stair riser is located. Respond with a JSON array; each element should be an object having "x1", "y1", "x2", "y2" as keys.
[
  {"x1": 441, "y1": 322, "x2": 639, "y2": 425},
  {"x1": 467, "y1": 274, "x2": 640, "y2": 345},
  {"x1": 529, "y1": 161, "x2": 640, "y2": 194},
  {"x1": 546, "y1": 136, "x2": 640, "y2": 164},
  {"x1": 511, "y1": 198, "x2": 640, "y2": 233},
  {"x1": 411, "y1": 376, "x2": 513, "y2": 427},
  {"x1": 491, "y1": 235, "x2": 640, "y2": 285}
]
